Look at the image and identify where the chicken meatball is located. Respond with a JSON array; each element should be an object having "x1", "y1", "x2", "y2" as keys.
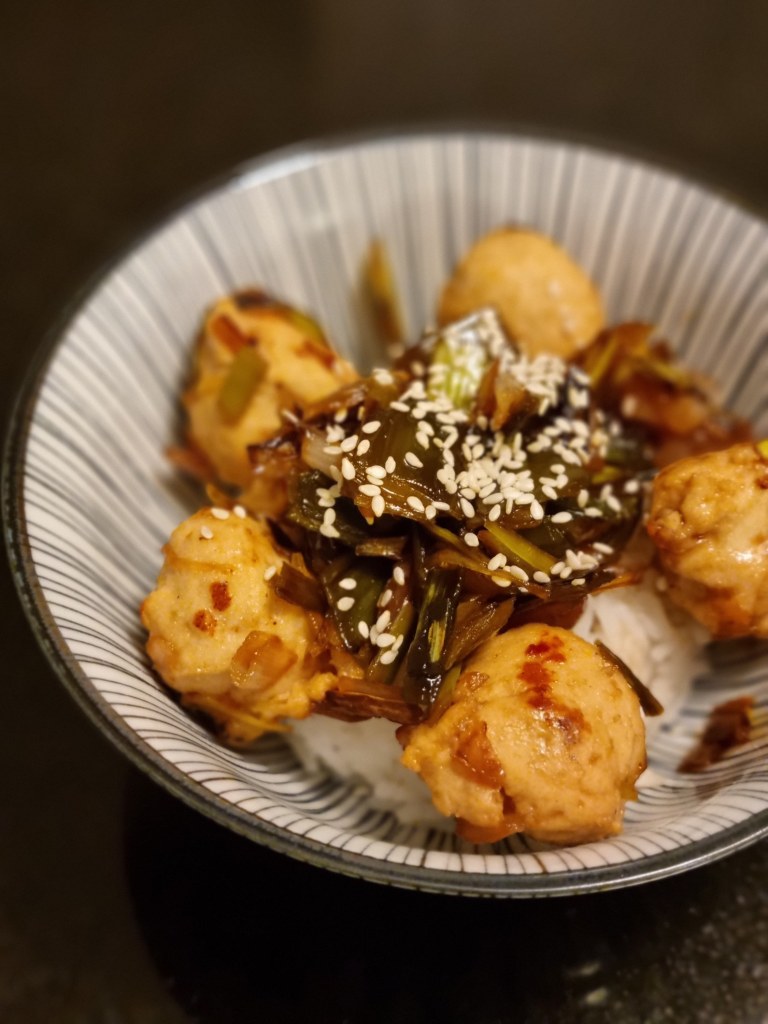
[
  {"x1": 646, "y1": 442, "x2": 768, "y2": 638},
  {"x1": 184, "y1": 293, "x2": 357, "y2": 488},
  {"x1": 437, "y1": 229, "x2": 604, "y2": 359},
  {"x1": 141, "y1": 508, "x2": 335, "y2": 741},
  {"x1": 400, "y1": 625, "x2": 646, "y2": 845}
]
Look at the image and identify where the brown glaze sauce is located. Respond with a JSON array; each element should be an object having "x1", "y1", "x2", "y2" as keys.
[{"x1": 521, "y1": 634, "x2": 587, "y2": 743}]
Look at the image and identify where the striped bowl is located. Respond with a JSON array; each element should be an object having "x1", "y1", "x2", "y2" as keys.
[{"x1": 6, "y1": 131, "x2": 768, "y2": 896}]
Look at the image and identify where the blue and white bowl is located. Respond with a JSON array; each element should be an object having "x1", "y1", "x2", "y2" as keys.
[{"x1": 5, "y1": 131, "x2": 768, "y2": 895}]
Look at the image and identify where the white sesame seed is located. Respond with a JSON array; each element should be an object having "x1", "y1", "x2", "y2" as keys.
[
  {"x1": 507, "y1": 565, "x2": 529, "y2": 583},
  {"x1": 393, "y1": 566, "x2": 405, "y2": 586},
  {"x1": 464, "y1": 532, "x2": 480, "y2": 548},
  {"x1": 551, "y1": 561, "x2": 565, "y2": 574},
  {"x1": 379, "y1": 589, "x2": 392, "y2": 607},
  {"x1": 550, "y1": 511, "x2": 573, "y2": 524},
  {"x1": 585, "y1": 507, "x2": 603, "y2": 518},
  {"x1": 373, "y1": 369, "x2": 394, "y2": 385},
  {"x1": 460, "y1": 498, "x2": 475, "y2": 518},
  {"x1": 578, "y1": 489, "x2": 589, "y2": 508},
  {"x1": 406, "y1": 496, "x2": 426, "y2": 513},
  {"x1": 359, "y1": 483, "x2": 381, "y2": 497},
  {"x1": 559, "y1": 566, "x2": 572, "y2": 579},
  {"x1": 492, "y1": 576, "x2": 512, "y2": 587},
  {"x1": 372, "y1": 495, "x2": 385, "y2": 517},
  {"x1": 328, "y1": 465, "x2": 342, "y2": 483},
  {"x1": 323, "y1": 508, "x2": 337, "y2": 524},
  {"x1": 323, "y1": 444, "x2": 343, "y2": 455},
  {"x1": 379, "y1": 649, "x2": 398, "y2": 665},
  {"x1": 367, "y1": 465, "x2": 387, "y2": 479},
  {"x1": 341, "y1": 457, "x2": 356, "y2": 480},
  {"x1": 530, "y1": 500, "x2": 545, "y2": 520},
  {"x1": 533, "y1": 571, "x2": 551, "y2": 584},
  {"x1": 416, "y1": 432, "x2": 430, "y2": 450},
  {"x1": 542, "y1": 485, "x2": 558, "y2": 501},
  {"x1": 488, "y1": 504, "x2": 502, "y2": 521},
  {"x1": 339, "y1": 577, "x2": 357, "y2": 590},
  {"x1": 233, "y1": 505, "x2": 247, "y2": 518},
  {"x1": 263, "y1": 565, "x2": 277, "y2": 581},
  {"x1": 362, "y1": 420, "x2": 381, "y2": 434},
  {"x1": 404, "y1": 452, "x2": 423, "y2": 468},
  {"x1": 385, "y1": 456, "x2": 396, "y2": 474},
  {"x1": 376, "y1": 632, "x2": 396, "y2": 648},
  {"x1": 390, "y1": 401, "x2": 410, "y2": 412},
  {"x1": 606, "y1": 494, "x2": 622, "y2": 513},
  {"x1": 337, "y1": 596, "x2": 355, "y2": 612},
  {"x1": 340, "y1": 435, "x2": 359, "y2": 452},
  {"x1": 624, "y1": 480, "x2": 640, "y2": 494},
  {"x1": 571, "y1": 578, "x2": 586, "y2": 586},
  {"x1": 445, "y1": 480, "x2": 458, "y2": 494},
  {"x1": 487, "y1": 553, "x2": 507, "y2": 571},
  {"x1": 376, "y1": 610, "x2": 392, "y2": 631},
  {"x1": 200, "y1": 526, "x2": 214, "y2": 540},
  {"x1": 593, "y1": 541, "x2": 614, "y2": 554},
  {"x1": 425, "y1": 504, "x2": 437, "y2": 520},
  {"x1": 334, "y1": 409, "x2": 347, "y2": 423},
  {"x1": 356, "y1": 439, "x2": 371, "y2": 456},
  {"x1": 211, "y1": 507, "x2": 230, "y2": 520},
  {"x1": 358, "y1": 620, "x2": 370, "y2": 639},
  {"x1": 320, "y1": 523, "x2": 340, "y2": 538}
]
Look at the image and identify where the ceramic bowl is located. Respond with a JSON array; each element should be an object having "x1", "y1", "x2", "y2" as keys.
[{"x1": 6, "y1": 131, "x2": 768, "y2": 895}]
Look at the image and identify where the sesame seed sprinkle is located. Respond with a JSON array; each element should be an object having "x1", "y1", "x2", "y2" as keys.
[
  {"x1": 341, "y1": 457, "x2": 355, "y2": 480},
  {"x1": 362, "y1": 420, "x2": 381, "y2": 434},
  {"x1": 200, "y1": 526, "x2": 214, "y2": 540},
  {"x1": 379, "y1": 649, "x2": 398, "y2": 664},
  {"x1": 404, "y1": 452, "x2": 423, "y2": 468},
  {"x1": 337, "y1": 596, "x2": 355, "y2": 612},
  {"x1": 406, "y1": 496, "x2": 426, "y2": 513},
  {"x1": 339, "y1": 577, "x2": 357, "y2": 590},
  {"x1": 356, "y1": 439, "x2": 371, "y2": 456},
  {"x1": 376, "y1": 632, "x2": 396, "y2": 648},
  {"x1": 263, "y1": 565, "x2": 277, "y2": 581},
  {"x1": 372, "y1": 495, "x2": 385, "y2": 517},
  {"x1": 358, "y1": 621, "x2": 370, "y2": 639},
  {"x1": 393, "y1": 566, "x2": 405, "y2": 586},
  {"x1": 464, "y1": 532, "x2": 480, "y2": 547},
  {"x1": 211, "y1": 507, "x2": 230, "y2": 520},
  {"x1": 233, "y1": 505, "x2": 246, "y2": 518}
]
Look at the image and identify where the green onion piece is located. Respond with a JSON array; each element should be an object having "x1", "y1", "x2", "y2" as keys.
[
  {"x1": 427, "y1": 328, "x2": 491, "y2": 410},
  {"x1": 483, "y1": 521, "x2": 556, "y2": 574},
  {"x1": 367, "y1": 602, "x2": 416, "y2": 685},
  {"x1": 286, "y1": 308, "x2": 329, "y2": 347},
  {"x1": 322, "y1": 558, "x2": 389, "y2": 651},
  {"x1": 402, "y1": 567, "x2": 462, "y2": 707},
  {"x1": 271, "y1": 563, "x2": 326, "y2": 613},
  {"x1": 217, "y1": 345, "x2": 268, "y2": 421},
  {"x1": 364, "y1": 239, "x2": 405, "y2": 345},
  {"x1": 445, "y1": 598, "x2": 516, "y2": 669},
  {"x1": 429, "y1": 664, "x2": 462, "y2": 721},
  {"x1": 285, "y1": 470, "x2": 370, "y2": 545},
  {"x1": 596, "y1": 640, "x2": 664, "y2": 716}
]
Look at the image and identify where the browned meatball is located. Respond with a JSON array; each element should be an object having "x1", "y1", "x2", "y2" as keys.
[
  {"x1": 437, "y1": 229, "x2": 605, "y2": 359},
  {"x1": 647, "y1": 443, "x2": 768, "y2": 638},
  {"x1": 400, "y1": 625, "x2": 646, "y2": 845},
  {"x1": 184, "y1": 294, "x2": 357, "y2": 488},
  {"x1": 141, "y1": 508, "x2": 336, "y2": 741}
]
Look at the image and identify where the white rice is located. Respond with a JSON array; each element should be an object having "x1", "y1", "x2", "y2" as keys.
[{"x1": 288, "y1": 575, "x2": 706, "y2": 823}]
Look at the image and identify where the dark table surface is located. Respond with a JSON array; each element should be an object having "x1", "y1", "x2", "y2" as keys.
[{"x1": 2, "y1": 2, "x2": 768, "y2": 1021}]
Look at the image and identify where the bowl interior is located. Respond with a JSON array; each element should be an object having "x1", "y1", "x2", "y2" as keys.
[{"x1": 9, "y1": 132, "x2": 768, "y2": 895}]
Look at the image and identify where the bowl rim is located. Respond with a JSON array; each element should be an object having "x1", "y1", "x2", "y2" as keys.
[{"x1": 4, "y1": 125, "x2": 768, "y2": 897}]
